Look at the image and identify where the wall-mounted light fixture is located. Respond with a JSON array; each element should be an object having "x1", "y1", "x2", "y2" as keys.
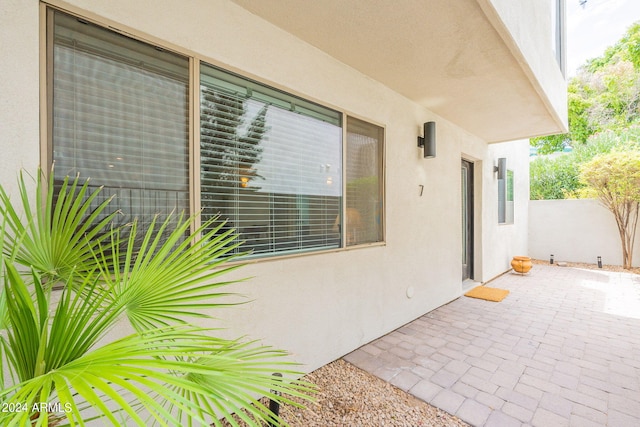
[
  {"x1": 417, "y1": 121, "x2": 436, "y2": 158},
  {"x1": 494, "y1": 157, "x2": 506, "y2": 180}
]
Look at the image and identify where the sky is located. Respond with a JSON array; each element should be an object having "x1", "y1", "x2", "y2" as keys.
[{"x1": 567, "y1": 0, "x2": 640, "y2": 76}]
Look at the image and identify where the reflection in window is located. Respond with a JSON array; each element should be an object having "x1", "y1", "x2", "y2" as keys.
[
  {"x1": 345, "y1": 118, "x2": 384, "y2": 246},
  {"x1": 50, "y1": 10, "x2": 190, "y2": 244},
  {"x1": 200, "y1": 64, "x2": 342, "y2": 258},
  {"x1": 49, "y1": 9, "x2": 385, "y2": 260}
]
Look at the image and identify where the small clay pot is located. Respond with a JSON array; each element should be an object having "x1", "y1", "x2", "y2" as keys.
[{"x1": 511, "y1": 256, "x2": 532, "y2": 274}]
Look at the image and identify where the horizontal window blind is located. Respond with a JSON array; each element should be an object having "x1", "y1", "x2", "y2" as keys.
[
  {"x1": 200, "y1": 64, "x2": 342, "y2": 257},
  {"x1": 345, "y1": 117, "x2": 383, "y2": 246},
  {"x1": 51, "y1": 11, "x2": 190, "y2": 239}
]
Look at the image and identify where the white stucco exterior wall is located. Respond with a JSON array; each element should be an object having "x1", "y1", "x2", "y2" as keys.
[
  {"x1": 0, "y1": 0, "x2": 41, "y2": 192},
  {"x1": 0, "y1": 0, "x2": 542, "y2": 373},
  {"x1": 480, "y1": 0, "x2": 568, "y2": 136},
  {"x1": 482, "y1": 140, "x2": 531, "y2": 281},
  {"x1": 529, "y1": 199, "x2": 640, "y2": 267}
]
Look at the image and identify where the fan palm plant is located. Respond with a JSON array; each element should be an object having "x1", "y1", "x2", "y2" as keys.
[{"x1": 0, "y1": 170, "x2": 313, "y2": 426}]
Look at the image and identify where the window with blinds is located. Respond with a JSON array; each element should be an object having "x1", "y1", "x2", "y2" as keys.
[
  {"x1": 47, "y1": 7, "x2": 385, "y2": 260},
  {"x1": 345, "y1": 118, "x2": 384, "y2": 246},
  {"x1": 200, "y1": 64, "x2": 343, "y2": 258},
  {"x1": 50, "y1": 10, "x2": 190, "y2": 241}
]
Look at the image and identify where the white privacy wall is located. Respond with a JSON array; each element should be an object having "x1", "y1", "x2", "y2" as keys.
[{"x1": 529, "y1": 199, "x2": 640, "y2": 267}]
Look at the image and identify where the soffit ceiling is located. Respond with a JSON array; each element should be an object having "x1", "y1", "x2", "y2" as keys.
[{"x1": 231, "y1": 0, "x2": 565, "y2": 143}]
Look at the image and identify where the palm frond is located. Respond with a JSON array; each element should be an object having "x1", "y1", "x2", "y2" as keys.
[
  {"x1": 0, "y1": 169, "x2": 118, "y2": 284},
  {"x1": 97, "y1": 213, "x2": 249, "y2": 332},
  {"x1": 0, "y1": 327, "x2": 313, "y2": 427},
  {"x1": 0, "y1": 169, "x2": 315, "y2": 426}
]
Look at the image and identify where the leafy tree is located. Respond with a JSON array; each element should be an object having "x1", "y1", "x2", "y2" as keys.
[
  {"x1": 0, "y1": 170, "x2": 312, "y2": 426},
  {"x1": 566, "y1": 78, "x2": 597, "y2": 144},
  {"x1": 583, "y1": 60, "x2": 640, "y2": 131},
  {"x1": 529, "y1": 128, "x2": 637, "y2": 199},
  {"x1": 586, "y1": 23, "x2": 640, "y2": 72},
  {"x1": 531, "y1": 21, "x2": 640, "y2": 153},
  {"x1": 529, "y1": 18, "x2": 640, "y2": 200},
  {"x1": 579, "y1": 150, "x2": 640, "y2": 269},
  {"x1": 529, "y1": 133, "x2": 569, "y2": 156},
  {"x1": 530, "y1": 80, "x2": 596, "y2": 153},
  {"x1": 200, "y1": 90, "x2": 267, "y2": 189},
  {"x1": 200, "y1": 88, "x2": 268, "y2": 228},
  {"x1": 530, "y1": 154, "x2": 580, "y2": 200}
]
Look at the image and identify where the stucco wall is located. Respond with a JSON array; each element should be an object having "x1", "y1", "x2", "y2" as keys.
[
  {"x1": 482, "y1": 140, "x2": 530, "y2": 281},
  {"x1": 481, "y1": 0, "x2": 568, "y2": 135},
  {"x1": 1, "y1": 0, "x2": 532, "y2": 372},
  {"x1": 529, "y1": 199, "x2": 640, "y2": 267},
  {"x1": 0, "y1": 0, "x2": 41, "y2": 183}
]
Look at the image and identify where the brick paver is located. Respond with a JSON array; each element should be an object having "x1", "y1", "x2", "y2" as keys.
[{"x1": 344, "y1": 264, "x2": 640, "y2": 426}]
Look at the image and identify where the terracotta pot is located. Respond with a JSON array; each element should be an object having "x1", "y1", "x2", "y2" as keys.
[{"x1": 511, "y1": 256, "x2": 532, "y2": 274}]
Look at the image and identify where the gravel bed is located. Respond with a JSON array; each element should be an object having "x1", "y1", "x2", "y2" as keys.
[
  {"x1": 223, "y1": 359, "x2": 469, "y2": 426},
  {"x1": 276, "y1": 359, "x2": 469, "y2": 427}
]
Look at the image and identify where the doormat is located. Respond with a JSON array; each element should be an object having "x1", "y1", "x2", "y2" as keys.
[{"x1": 464, "y1": 286, "x2": 509, "y2": 302}]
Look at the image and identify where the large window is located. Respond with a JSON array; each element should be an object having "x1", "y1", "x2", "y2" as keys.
[
  {"x1": 47, "y1": 8, "x2": 384, "y2": 259},
  {"x1": 200, "y1": 64, "x2": 343, "y2": 257},
  {"x1": 49, "y1": 10, "x2": 190, "y2": 239}
]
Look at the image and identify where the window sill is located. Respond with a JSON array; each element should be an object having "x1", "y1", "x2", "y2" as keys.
[{"x1": 223, "y1": 241, "x2": 387, "y2": 267}]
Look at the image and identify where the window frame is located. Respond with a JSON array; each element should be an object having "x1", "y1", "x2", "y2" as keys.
[
  {"x1": 199, "y1": 62, "x2": 345, "y2": 259},
  {"x1": 41, "y1": 4, "x2": 386, "y2": 262},
  {"x1": 344, "y1": 116, "x2": 385, "y2": 247},
  {"x1": 551, "y1": 0, "x2": 566, "y2": 75},
  {"x1": 47, "y1": 8, "x2": 192, "y2": 242},
  {"x1": 498, "y1": 169, "x2": 514, "y2": 225}
]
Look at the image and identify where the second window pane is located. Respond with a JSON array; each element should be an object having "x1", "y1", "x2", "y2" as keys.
[
  {"x1": 345, "y1": 117, "x2": 384, "y2": 246},
  {"x1": 200, "y1": 64, "x2": 342, "y2": 258}
]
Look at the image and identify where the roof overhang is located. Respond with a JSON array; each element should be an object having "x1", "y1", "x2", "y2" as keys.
[{"x1": 231, "y1": 0, "x2": 567, "y2": 143}]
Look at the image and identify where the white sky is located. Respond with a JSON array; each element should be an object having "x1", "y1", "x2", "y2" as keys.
[{"x1": 567, "y1": 0, "x2": 640, "y2": 76}]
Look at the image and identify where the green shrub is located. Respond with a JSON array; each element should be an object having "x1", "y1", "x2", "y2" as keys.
[{"x1": 530, "y1": 127, "x2": 640, "y2": 199}]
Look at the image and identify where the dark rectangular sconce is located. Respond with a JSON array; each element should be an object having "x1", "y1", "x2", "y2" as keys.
[
  {"x1": 417, "y1": 121, "x2": 436, "y2": 158},
  {"x1": 494, "y1": 157, "x2": 506, "y2": 180}
]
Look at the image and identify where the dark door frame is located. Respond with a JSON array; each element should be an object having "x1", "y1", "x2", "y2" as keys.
[{"x1": 461, "y1": 159, "x2": 474, "y2": 281}]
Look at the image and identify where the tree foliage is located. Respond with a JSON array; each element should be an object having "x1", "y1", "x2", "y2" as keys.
[
  {"x1": 531, "y1": 21, "x2": 640, "y2": 153},
  {"x1": 529, "y1": 154, "x2": 580, "y2": 200},
  {"x1": 199, "y1": 88, "x2": 270, "y2": 255},
  {"x1": 530, "y1": 127, "x2": 639, "y2": 199},
  {"x1": 579, "y1": 150, "x2": 640, "y2": 269}
]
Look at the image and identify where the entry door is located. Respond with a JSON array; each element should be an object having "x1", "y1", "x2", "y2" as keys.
[{"x1": 461, "y1": 160, "x2": 474, "y2": 281}]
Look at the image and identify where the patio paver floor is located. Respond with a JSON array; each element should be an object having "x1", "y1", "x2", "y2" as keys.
[{"x1": 344, "y1": 264, "x2": 640, "y2": 426}]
